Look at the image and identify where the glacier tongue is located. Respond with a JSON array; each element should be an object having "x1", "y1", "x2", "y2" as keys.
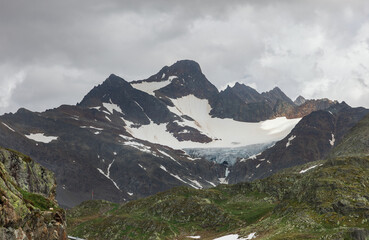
[{"x1": 184, "y1": 142, "x2": 275, "y2": 166}]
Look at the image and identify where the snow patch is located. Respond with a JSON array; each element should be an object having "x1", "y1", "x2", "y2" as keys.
[
  {"x1": 213, "y1": 232, "x2": 256, "y2": 240},
  {"x1": 187, "y1": 236, "x2": 201, "y2": 239},
  {"x1": 205, "y1": 180, "x2": 217, "y2": 187},
  {"x1": 105, "y1": 116, "x2": 112, "y2": 122},
  {"x1": 97, "y1": 159, "x2": 120, "y2": 190},
  {"x1": 256, "y1": 164, "x2": 261, "y2": 168},
  {"x1": 286, "y1": 135, "x2": 296, "y2": 147},
  {"x1": 158, "y1": 150, "x2": 181, "y2": 165},
  {"x1": 187, "y1": 179, "x2": 203, "y2": 189},
  {"x1": 119, "y1": 134, "x2": 134, "y2": 141},
  {"x1": 131, "y1": 79, "x2": 172, "y2": 95},
  {"x1": 80, "y1": 126, "x2": 104, "y2": 131},
  {"x1": 218, "y1": 177, "x2": 228, "y2": 184},
  {"x1": 102, "y1": 99, "x2": 124, "y2": 115},
  {"x1": 160, "y1": 165, "x2": 199, "y2": 189},
  {"x1": 168, "y1": 75, "x2": 177, "y2": 81},
  {"x1": 125, "y1": 94, "x2": 300, "y2": 149},
  {"x1": 2, "y1": 122, "x2": 15, "y2": 132},
  {"x1": 329, "y1": 133, "x2": 335, "y2": 146},
  {"x1": 138, "y1": 164, "x2": 146, "y2": 171},
  {"x1": 225, "y1": 167, "x2": 230, "y2": 177},
  {"x1": 127, "y1": 192, "x2": 133, "y2": 196},
  {"x1": 25, "y1": 133, "x2": 58, "y2": 143},
  {"x1": 299, "y1": 164, "x2": 323, "y2": 174},
  {"x1": 123, "y1": 141, "x2": 159, "y2": 157}
]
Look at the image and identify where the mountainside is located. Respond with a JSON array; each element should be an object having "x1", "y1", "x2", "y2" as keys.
[
  {"x1": 0, "y1": 60, "x2": 353, "y2": 208},
  {"x1": 66, "y1": 112, "x2": 369, "y2": 239},
  {"x1": 0, "y1": 147, "x2": 66, "y2": 239},
  {"x1": 228, "y1": 103, "x2": 369, "y2": 183},
  {"x1": 329, "y1": 111, "x2": 369, "y2": 158}
]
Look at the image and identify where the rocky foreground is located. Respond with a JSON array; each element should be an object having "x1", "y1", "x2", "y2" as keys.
[{"x1": 0, "y1": 147, "x2": 67, "y2": 240}]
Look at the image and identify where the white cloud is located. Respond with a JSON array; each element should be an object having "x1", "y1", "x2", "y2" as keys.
[
  {"x1": 0, "y1": 0, "x2": 369, "y2": 113},
  {"x1": 0, "y1": 66, "x2": 26, "y2": 111}
]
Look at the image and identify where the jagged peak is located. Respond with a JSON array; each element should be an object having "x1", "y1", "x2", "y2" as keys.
[
  {"x1": 294, "y1": 95, "x2": 306, "y2": 106},
  {"x1": 103, "y1": 74, "x2": 130, "y2": 86}
]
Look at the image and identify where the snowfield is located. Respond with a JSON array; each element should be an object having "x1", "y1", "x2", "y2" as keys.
[
  {"x1": 123, "y1": 94, "x2": 301, "y2": 149},
  {"x1": 131, "y1": 77, "x2": 173, "y2": 96},
  {"x1": 25, "y1": 133, "x2": 58, "y2": 143}
]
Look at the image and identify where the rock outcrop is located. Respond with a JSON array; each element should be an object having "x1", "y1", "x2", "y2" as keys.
[{"x1": 0, "y1": 147, "x2": 67, "y2": 240}]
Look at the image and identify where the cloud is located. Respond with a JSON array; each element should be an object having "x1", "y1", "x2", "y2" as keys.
[
  {"x1": 0, "y1": 65, "x2": 25, "y2": 111},
  {"x1": 1, "y1": 0, "x2": 369, "y2": 114}
]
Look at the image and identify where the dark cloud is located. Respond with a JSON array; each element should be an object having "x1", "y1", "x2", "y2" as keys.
[{"x1": 1, "y1": 0, "x2": 369, "y2": 114}]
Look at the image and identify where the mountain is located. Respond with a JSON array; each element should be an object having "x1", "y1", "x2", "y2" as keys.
[
  {"x1": 0, "y1": 60, "x2": 350, "y2": 208},
  {"x1": 329, "y1": 110, "x2": 369, "y2": 158},
  {"x1": 228, "y1": 102, "x2": 369, "y2": 183},
  {"x1": 66, "y1": 112, "x2": 369, "y2": 239},
  {"x1": 209, "y1": 83, "x2": 336, "y2": 122},
  {"x1": 294, "y1": 95, "x2": 306, "y2": 106},
  {"x1": 0, "y1": 147, "x2": 66, "y2": 239}
]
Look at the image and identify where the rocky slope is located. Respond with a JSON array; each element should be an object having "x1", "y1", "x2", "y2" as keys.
[
  {"x1": 66, "y1": 111, "x2": 369, "y2": 239},
  {"x1": 0, "y1": 60, "x2": 350, "y2": 208},
  {"x1": 228, "y1": 103, "x2": 369, "y2": 183},
  {"x1": 0, "y1": 147, "x2": 66, "y2": 240}
]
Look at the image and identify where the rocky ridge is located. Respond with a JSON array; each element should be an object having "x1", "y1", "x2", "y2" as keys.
[
  {"x1": 0, "y1": 147, "x2": 66, "y2": 240},
  {"x1": 0, "y1": 60, "x2": 354, "y2": 208},
  {"x1": 67, "y1": 111, "x2": 369, "y2": 239}
]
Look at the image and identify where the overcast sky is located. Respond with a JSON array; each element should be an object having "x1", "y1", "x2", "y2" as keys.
[{"x1": 1, "y1": 0, "x2": 368, "y2": 114}]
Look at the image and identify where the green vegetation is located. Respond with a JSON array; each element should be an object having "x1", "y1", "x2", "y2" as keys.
[
  {"x1": 19, "y1": 189, "x2": 58, "y2": 211},
  {"x1": 67, "y1": 113, "x2": 369, "y2": 239}
]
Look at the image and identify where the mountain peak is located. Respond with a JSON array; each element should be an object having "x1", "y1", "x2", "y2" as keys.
[
  {"x1": 169, "y1": 59, "x2": 202, "y2": 73},
  {"x1": 261, "y1": 87, "x2": 294, "y2": 106},
  {"x1": 294, "y1": 95, "x2": 306, "y2": 106},
  {"x1": 136, "y1": 59, "x2": 218, "y2": 99}
]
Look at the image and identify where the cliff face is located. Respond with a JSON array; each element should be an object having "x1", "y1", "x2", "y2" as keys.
[{"x1": 0, "y1": 147, "x2": 67, "y2": 240}]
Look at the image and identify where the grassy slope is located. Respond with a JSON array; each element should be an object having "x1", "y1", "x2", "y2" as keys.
[{"x1": 67, "y1": 113, "x2": 369, "y2": 239}]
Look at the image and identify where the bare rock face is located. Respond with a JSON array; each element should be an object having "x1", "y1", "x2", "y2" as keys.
[
  {"x1": 294, "y1": 95, "x2": 306, "y2": 106},
  {"x1": 0, "y1": 147, "x2": 67, "y2": 240}
]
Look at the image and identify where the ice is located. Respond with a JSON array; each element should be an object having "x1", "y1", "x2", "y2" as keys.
[
  {"x1": 25, "y1": 133, "x2": 58, "y2": 143},
  {"x1": 184, "y1": 142, "x2": 273, "y2": 166},
  {"x1": 124, "y1": 94, "x2": 300, "y2": 149}
]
